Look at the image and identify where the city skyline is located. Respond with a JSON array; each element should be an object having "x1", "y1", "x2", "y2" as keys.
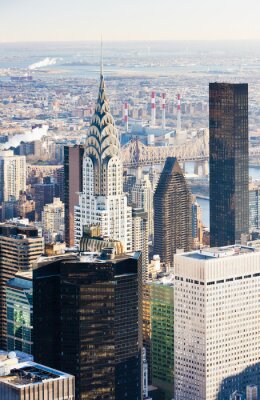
[{"x1": 1, "y1": 0, "x2": 260, "y2": 42}]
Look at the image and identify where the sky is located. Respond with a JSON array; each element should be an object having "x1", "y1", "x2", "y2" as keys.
[{"x1": 1, "y1": 0, "x2": 260, "y2": 42}]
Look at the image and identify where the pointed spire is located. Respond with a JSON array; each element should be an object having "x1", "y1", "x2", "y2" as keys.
[{"x1": 100, "y1": 34, "x2": 103, "y2": 78}]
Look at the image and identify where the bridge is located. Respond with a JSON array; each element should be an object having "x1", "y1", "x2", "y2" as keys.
[{"x1": 122, "y1": 130, "x2": 260, "y2": 168}]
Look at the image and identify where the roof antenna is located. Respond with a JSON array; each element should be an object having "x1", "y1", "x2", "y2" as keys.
[{"x1": 100, "y1": 34, "x2": 103, "y2": 77}]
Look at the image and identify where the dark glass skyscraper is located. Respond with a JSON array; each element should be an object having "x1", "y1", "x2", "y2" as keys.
[
  {"x1": 33, "y1": 250, "x2": 142, "y2": 400},
  {"x1": 64, "y1": 145, "x2": 84, "y2": 247},
  {"x1": 209, "y1": 83, "x2": 249, "y2": 247},
  {"x1": 154, "y1": 157, "x2": 192, "y2": 269}
]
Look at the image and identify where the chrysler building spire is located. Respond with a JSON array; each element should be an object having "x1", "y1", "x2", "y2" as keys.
[{"x1": 74, "y1": 54, "x2": 132, "y2": 251}]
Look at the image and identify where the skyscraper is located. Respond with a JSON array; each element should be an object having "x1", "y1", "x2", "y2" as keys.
[
  {"x1": 33, "y1": 249, "x2": 142, "y2": 400},
  {"x1": 6, "y1": 271, "x2": 33, "y2": 354},
  {"x1": 132, "y1": 207, "x2": 149, "y2": 282},
  {"x1": 209, "y1": 83, "x2": 249, "y2": 246},
  {"x1": 64, "y1": 145, "x2": 84, "y2": 247},
  {"x1": 150, "y1": 275, "x2": 174, "y2": 400},
  {"x1": 154, "y1": 157, "x2": 192, "y2": 269},
  {"x1": 0, "y1": 222, "x2": 43, "y2": 349},
  {"x1": 174, "y1": 245, "x2": 260, "y2": 400},
  {"x1": 74, "y1": 72, "x2": 132, "y2": 250},
  {"x1": 0, "y1": 150, "x2": 26, "y2": 203},
  {"x1": 42, "y1": 197, "x2": 64, "y2": 243},
  {"x1": 132, "y1": 174, "x2": 154, "y2": 240}
]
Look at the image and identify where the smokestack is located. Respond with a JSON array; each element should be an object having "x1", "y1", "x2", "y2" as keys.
[
  {"x1": 177, "y1": 94, "x2": 181, "y2": 131},
  {"x1": 162, "y1": 93, "x2": 166, "y2": 130},
  {"x1": 124, "y1": 102, "x2": 129, "y2": 132},
  {"x1": 151, "y1": 91, "x2": 156, "y2": 128}
]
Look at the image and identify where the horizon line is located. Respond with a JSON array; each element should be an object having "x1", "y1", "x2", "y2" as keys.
[{"x1": 1, "y1": 38, "x2": 260, "y2": 44}]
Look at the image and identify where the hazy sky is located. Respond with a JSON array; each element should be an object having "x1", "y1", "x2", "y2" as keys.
[{"x1": 1, "y1": 0, "x2": 260, "y2": 42}]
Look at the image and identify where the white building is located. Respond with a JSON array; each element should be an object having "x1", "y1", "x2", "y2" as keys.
[
  {"x1": 132, "y1": 174, "x2": 154, "y2": 240},
  {"x1": 75, "y1": 72, "x2": 132, "y2": 251},
  {"x1": 0, "y1": 150, "x2": 26, "y2": 203},
  {"x1": 132, "y1": 208, "x2": 149, "y2": 281},
  {"x1": 174, "y1": 245, "x2": 260, "y2": 400},
  {"x1": 42, "y1": 197, "x2": 64, "y2": 243}
]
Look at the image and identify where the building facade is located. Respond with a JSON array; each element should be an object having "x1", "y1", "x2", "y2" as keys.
[
  {"x1": 42, "y1": 197, "x2": 64, "y2": 243},
  {"x1": 0, "y1": 150, "x2": 26, "y2": 203},
  {"x1": 64, "y1": 145, "x2": 84, "y2": 247},
  {"x1": 209, "y1": 83, "x2": 249, "y2": 246},
  {"x1": 74, "y1": 73, "x2": 132, "y2": 250},
  {"x1": 175, "y1": 246, "x2": 260, "y2": 400},
  {"x1": 132, "y1": 174, "x2": 154, "y2": 240},
  {"x1": 154, "y1": 157, "x2": 192, "y2": 269},
  {"x1": 150, "y1": 276, "x2": 174, "y2": 400},
  {"x1": 132, "y1": 207, "x2": 149, "y2": 281},
  {"x1": 0, "y1": 223, "x2": 43, "y2": 349},
  {"x1": 33, "y1": 250, "x2": 142, "y2": 400},
  {"x1": 6, "y1": 271, "x2": 33, "y2": 355}
]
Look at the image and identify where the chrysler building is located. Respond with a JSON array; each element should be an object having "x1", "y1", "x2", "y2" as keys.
[{"x1": 74, "y1": 70, "x2": 132, "y2": 251}]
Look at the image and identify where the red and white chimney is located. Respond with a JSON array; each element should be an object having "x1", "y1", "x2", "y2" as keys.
[
  {"x1": 151, "y1": 91, "x2": 156, "y2": 127},
  {"x1": 177, "y1": 93, "x2": 181, "y2": 131},
  {"x1": 162, "y1": 93, "x2": 166, "y2": 130}
]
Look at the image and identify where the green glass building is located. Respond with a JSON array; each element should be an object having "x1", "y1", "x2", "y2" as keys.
[
  {"x1": 151, "y1": 275, "x2": 174, "y2": 400},
  {"x1": 6, "y1": 271, "x2": 33, "y2": 355}
]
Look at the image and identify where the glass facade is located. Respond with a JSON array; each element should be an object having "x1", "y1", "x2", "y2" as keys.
[
  {"x1": 209, "y1": 83, "x2": 249, "y2": 247},
  {"x1": 34, "y1": 252, "x2": 142, "y2": 400},
  {"x1": 6, "y1": 275, "x2": 33, "y2": 355},
  {"x1": 249, "y1": 188, "x2": 260, "y2": 230},
  {"x1": 151, "y1": 282, "x2": 174, "y2": 400}
]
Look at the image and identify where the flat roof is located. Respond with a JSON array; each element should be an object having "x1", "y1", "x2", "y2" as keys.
[
  {"x1": 183, "y1": 245, "x2": 257, "y2": 260},
  {"x1": 0, "y1": 361, "x2": 73, "y2": 388}
]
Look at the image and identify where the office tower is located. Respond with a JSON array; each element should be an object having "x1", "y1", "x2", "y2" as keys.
[
  {"x1": 249, "y1": 183, "x2": 260, "y2": 230},
  {"x1": 33, "y1": 249, "x2": 142, "y2": 400},
  {"x1": 132, "y1": 174, "x2": 154, "y2": 240},
  {"x1": 132, "y1": 208, "x2": 149, "y2": 281},
  {"x1": 209, "y1": 83, "x2": 249, "y2": 247},
  {"x1": 64, "y1": 145, "x2": 84, "y2": 247},
  {"x1": 143, "y1": 283, "x2": 152, "y2": 385},
  {"x1": 151, "y1": 275, "x2": 174, "y2": 400},
  {"x1": 74, "y1": 72, "x2": 132, "y2": 251},
  {"x1": 6, "y1": 271, "x2": 33, "y2": 354},
  {"x1": 0, "y1": 352, "x2": 75, "y2": 400},
  {"x1": 154, "y1": 157, "x2": 192, "y2": 269},
  {"x1": 123, "y1": 173, "x2": 136, "y2": 205},
  {"x1": 42, "y1": 197, "x2": 64, "y2": 243},
  {"x1": 174, "y1": 245, "x2": 260, "y2": 400},
  {"x1": 55, "y1": 166, "x2": 65, "y2": 202},
  {"x1": 34, "y1": 182, "x2": 56, "y2": 221},
  {"x1": 0, "y1": 222, "x2": 43, "y2": 349},
  {"x1": 191, "y1": 195, "x2": 203, "y2": 249},
  {"x1": 0, "y1": 150, "x2": 26, "y2": 203}
]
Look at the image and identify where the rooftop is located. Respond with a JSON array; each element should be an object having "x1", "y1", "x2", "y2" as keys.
[
  {"x1": 183, "y1": 245, "x2": 257, "y2": 260},
  {"x1": 0, "y1": 361, "x2": 72, "y2": 388}
]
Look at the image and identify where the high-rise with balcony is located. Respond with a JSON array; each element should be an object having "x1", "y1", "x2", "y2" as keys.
[
  {"x1": 74, "y1": 72, "x2": 132, "y2": 250},
  {"x1": 209, "y1": 83, "x2": 249, "y2": 246},
  {"x1": 154, "y1": 157, "x2": 192, "y2": 269}
]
